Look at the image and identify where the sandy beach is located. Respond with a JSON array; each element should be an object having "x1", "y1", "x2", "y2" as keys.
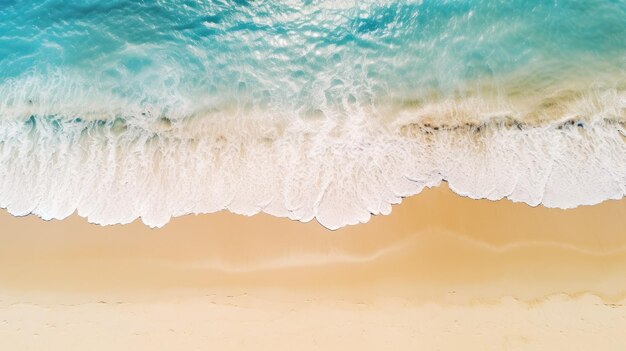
[
  {"x1": 1, "y1": 184, "x2": 626, "y2": 350},
  {"x1": 2, "y1": 1, "x2": 625, "y2": 349}
]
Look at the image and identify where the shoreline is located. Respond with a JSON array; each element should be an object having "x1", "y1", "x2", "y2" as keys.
[{"x1": 1, "y1": 183, "x2": 625, "y2": 301}]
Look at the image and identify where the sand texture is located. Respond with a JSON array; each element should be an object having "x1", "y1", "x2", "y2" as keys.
[{"x1": 1, "y1": 185, "x2": 626, "y2": 350}]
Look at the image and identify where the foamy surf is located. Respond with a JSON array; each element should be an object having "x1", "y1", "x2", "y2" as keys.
[
  {"x1": 1, "y1": 0, "x2": 625, "y2": 229},
  {"x1": 1, "y1": 96, "x2": 624, "y2": 229}
]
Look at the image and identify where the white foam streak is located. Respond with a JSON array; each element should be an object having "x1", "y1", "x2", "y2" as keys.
[
  {"x1": 0, "y1": 107, "x2": 624, "y2": 229},
  {"x1": 0, "y1": 71, "x2": 625, "y2": 229}
]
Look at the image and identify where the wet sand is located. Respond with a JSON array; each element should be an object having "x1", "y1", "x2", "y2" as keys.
[{"x1": 1, "y1": 184, "x2": 626, "y2": 350}]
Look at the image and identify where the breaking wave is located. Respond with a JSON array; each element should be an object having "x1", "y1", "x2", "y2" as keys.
[{"x1": 0, "y1": 0, "x2": 625, "y2": 228}]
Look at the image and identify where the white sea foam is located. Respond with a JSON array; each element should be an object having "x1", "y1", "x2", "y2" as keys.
[{"x1": 0, "y1": 89, "x2": 624, "y2": 229}]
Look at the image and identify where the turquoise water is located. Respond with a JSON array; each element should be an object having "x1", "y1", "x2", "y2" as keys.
[
  {"x1": 1, "y1": 0, "x2": 624, "y2": 119},
  {"x1": 0, "y1": 1, "x2": 625, "y2": 228}
]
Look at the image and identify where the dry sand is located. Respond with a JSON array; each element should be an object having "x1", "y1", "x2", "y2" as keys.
[{"x1": 1, "y1": 184, "x2": 626, "y2": 350}]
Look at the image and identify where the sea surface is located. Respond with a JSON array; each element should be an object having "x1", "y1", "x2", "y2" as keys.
[{"x1": 0, "y1": 0, "x2": 625, "y2": 228}]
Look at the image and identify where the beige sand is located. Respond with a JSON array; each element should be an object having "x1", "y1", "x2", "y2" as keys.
[{"x1": 1, "y1": 184, "x2": 626, "y2": 350}]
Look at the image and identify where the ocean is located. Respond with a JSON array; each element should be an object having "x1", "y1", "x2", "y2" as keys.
[{"x1": 0, "y1": 0, "x2": 624, "y2": 229}]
